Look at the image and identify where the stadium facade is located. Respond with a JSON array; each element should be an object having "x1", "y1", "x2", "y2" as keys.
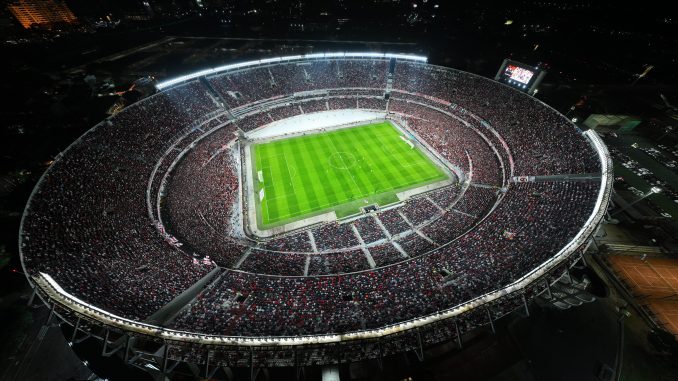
[{"x1": 19, "y1": 53, "x2": 612, "y2": 379}]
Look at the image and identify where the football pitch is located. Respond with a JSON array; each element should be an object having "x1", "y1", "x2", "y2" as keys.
[{"x1": 252, "y1": 121, "x2": 449, "y2": 227}]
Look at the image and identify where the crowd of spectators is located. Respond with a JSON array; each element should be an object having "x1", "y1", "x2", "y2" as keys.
[
  {"x1": 308, "y1": 250, "x2": 370, "y2": 275},
  {"x1": 397, "y1": 233, "x2": 438, "y2": 257},
  {"x1": 389, "y1": 99, "x2": 502, "y2": 185},
  {"x1": 312, "y1": 223, "x2": 360, "y2": 252},
  {"x1": 328, "y1": 97, "x2": 357, "y2": 110},
  {"x1": 453, "y1": 186, "x2": 498, "y2": 217},
  {"x1": 376, "y1": 208, "x2": 412, "y2": 236},
  {"x1": 239, "y1": 249, "x2": 306, "y2": 276},
  {"x1": 392, "y1": 62, "x2": 599, "y2": 176},
  {"x1": 207, "y1": 59, "x2": 390, "y2": 111},
  {"x1": 163, "y1": 123, "x2": 247, "y2": 267},
  {"x1": 21, "y1": 58, "x2": 604, "y2": 350},
  {"x1": 401, "y1": 197, "x2": 440, "y2": 226},
  {"x1": 235, "y1": 111, "x2": 273, "y2": 132},
  {"x1": 300, "y1": 99, "x2": 329, "y2": 114},
  {"x1": 429, "y1": 185, "x2": 461, "y2": 209},
  {"x1": 268, "y1": 104, "x2": 302, "y2": 121},
  {"x1": 367, "y1": 243, "x2": 405, "y2": 266},
  {"x1": 421, "y1": 211, "x2": 476, "y2": 244},
  {"x1": 258, "y1": 232, "x2": 313, "y2": 253},
  {"x1": 353, "y1": 216, "x2": 386, "y2": 243},
  {"x1": 21, "y1": 80, "x2": 222, "y2": 320},
  {"x1": 357, "y1": 97, "x2": 387, "y2": 110}
]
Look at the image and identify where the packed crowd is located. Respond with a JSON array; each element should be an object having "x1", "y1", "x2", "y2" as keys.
[
  {"x1": 21, "y1": 58, "x2": 604, "y2": 344},
  {"x1": 401, "y1": 197, "x2": 441, "y2": 226},
  {"x1": 300, "y1": 99, "x2": 329, "y2": 114},
  {"x1": 389, "y1": 99, "x2": 502, "y2": 185},
  {"x1": 239, "y1": 249, "x2": 306, "y2": 276},
  {"x1": 393, "y1": 62, "x2": 599, "y2": 176},
  {"x1": 312, "y1": 223, "x2": 360, "y2": 251},
  {"x1": 258, "y1": 232, "x2": 313, "y2": 253},
  {"x1": 21, "y1": 81, "x2": 221, "y2": 320},
  {"x1": 308, "y1": 250, "x2": 371, "y2": 275},
  {"x1": 367, "y1": 243, "x2": 405, "y2": 266},
  {"x1": 171, "y1": 181, "x2": 599, "y2": 337},
  {"x1": 208, "y1": 59, "x2": 390, "y2": 109},
  {"x1": 163, "y1": 124, "x2": 248, "y2": 267},
  {"x1": 353, "y1": 216, "x2": 387, "y2": 243}
]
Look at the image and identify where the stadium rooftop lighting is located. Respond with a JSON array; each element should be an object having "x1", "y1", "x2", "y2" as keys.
[{"x1": 156, "y1": 52, "x2": 428, "y2": 90}]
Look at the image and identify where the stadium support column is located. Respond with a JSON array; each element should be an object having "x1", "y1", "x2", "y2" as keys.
[
  {"x1": 27, "y1": 288, "x2": 36, "y2": 306},
  {"x1": 46, "y1": 303, "x2": 55, "y2": 325},
  {"x1": 522, "y1": 293, "x2": 530, "y2": 317},
  {"x1": 414, "y1": 329, "x2": 425, "y2": 361},
  {"x1": 486, "y1": 308, "x2": 496, "y2": 333},
  {"x1": 70, "y1": 316, "x2": 81, "y2": 342},
  {"x1": 455, "y1": 321, "x2": 462, "y2": 348},
  {"x1": 322, "y1": 365, "x2": 340, "y2": 381}
]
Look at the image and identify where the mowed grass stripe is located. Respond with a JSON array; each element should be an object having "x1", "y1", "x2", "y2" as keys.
[
  {"x1": 368, "y1": 125, "x2": 428, "y2": 183},
  {"x1": 309, "y1": 135, "x2": 349, "y2": 204},
  {"x1": 317, "y1": 134, "x2": 359, "y2": 201},
  {"x1": 372, "y1": 125, "x2": 445, "y2": 184},
  {"x1": 276, "y1": 134, "x2": 351, "y2": 218},
  {"x1": 346, "y1": 128, "x2": 396, "y2": 194},
  {"x1": 255, "y1": 147, "x2": 273, "y2": 223},
  {"x1": 327, "y1": 132, "x2": 373, "y2": 197},
  {"x1": 356, "y1": 125, "x2": 408, "y2": 192},
  {"x1": 264, "y1": 144, "x2": 297, "y2": 220},
  {"x1": 359, "y1": 126, "x2": 421, "y2": 192},
  {"x1": 301, "y1": 138, "x2": 340, "y2": 208},
  {"x1": 253, "y1": 122, "x2": 450, "y2": 225},
  {"x1": 285, "y1": 140, "x2": 323, "y2": 210},
  {"x1": 276, "y1": 142, "x2": 307, "y2": 217},
  {"x1": 354, "y1": 128, "x2": 393, "y2": 194}
]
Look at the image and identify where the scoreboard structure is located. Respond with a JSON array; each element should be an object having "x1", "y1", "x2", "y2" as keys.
[{"x1": 495, "y1": 59, "x2": 546, "y2": 95}]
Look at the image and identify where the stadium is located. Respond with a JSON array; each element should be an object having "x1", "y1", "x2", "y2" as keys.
[{"x1": 19, "y1": 53, "x2": 612, "y2": 378}]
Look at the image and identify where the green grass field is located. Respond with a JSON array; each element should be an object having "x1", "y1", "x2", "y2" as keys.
[{"x1": 252, "y1": 121, "x2": 449, "y2": 227}]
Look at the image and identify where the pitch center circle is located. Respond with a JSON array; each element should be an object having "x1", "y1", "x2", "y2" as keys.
[{"x1": 328, "y1": 152, "x2": 357, "y2": 170}]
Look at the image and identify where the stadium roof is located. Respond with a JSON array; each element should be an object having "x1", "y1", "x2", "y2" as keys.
[{"x1": 155, "y1": 52, "x2": 428, "y2": 90}]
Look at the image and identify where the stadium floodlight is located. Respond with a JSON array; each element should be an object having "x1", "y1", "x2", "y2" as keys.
[
  {"x1": 352, "y1": 52, "x2": 384, "y2": 58},
  {"x1": 386, "y1": 53, "x2": 427, "y2": 62},
  {"x1": 156, "y1": 52, "x2": 428, "y2": 90},
  {"x1": 259, "y1": 57, "x2": 282, "y2": 64}
]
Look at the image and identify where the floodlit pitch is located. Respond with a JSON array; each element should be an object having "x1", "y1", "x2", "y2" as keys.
[{"x1": 252, "y1": 121, "x2": 449, "y2": 227}]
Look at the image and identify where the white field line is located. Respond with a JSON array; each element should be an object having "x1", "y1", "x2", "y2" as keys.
[
  {"x1": 327, "y1": 134, "x2": 364, "y2": 194},
  {"x1": 255, "y1": 126, "x2": 447, "y2": 222},
  {"x1": 262, "y1": 163, "x2": 444, "y2": 221}
]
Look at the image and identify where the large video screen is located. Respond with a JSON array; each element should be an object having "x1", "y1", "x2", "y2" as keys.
[{"x1": 504, "y1": 64, "x2": 535, "y2": 84}]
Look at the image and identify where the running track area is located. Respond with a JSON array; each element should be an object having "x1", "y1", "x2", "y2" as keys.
[{"x1": 607, "y1": 255, "x2": 678, "y2": 337}]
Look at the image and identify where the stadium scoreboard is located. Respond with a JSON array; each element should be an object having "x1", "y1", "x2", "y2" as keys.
[{"x1": 495, "y1": 59, "x2": 546, "y2": 95}]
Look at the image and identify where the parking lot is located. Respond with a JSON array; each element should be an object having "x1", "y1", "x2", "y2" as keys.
[{"x1": 604, "y1": 133, "x2": 678, "y2": 227}]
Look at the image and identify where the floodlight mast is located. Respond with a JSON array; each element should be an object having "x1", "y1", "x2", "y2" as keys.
[{"x1": 610, "y1": 186, "x2": 662, "y2": 216}]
